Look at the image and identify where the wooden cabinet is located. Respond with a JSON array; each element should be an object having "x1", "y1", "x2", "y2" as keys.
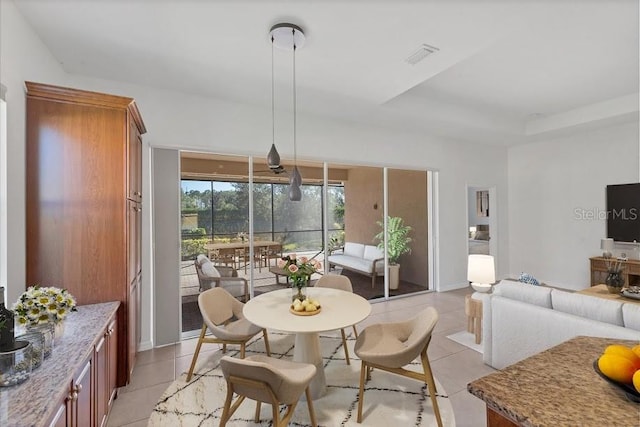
[
  {"x1": 44, "y1": 310, "x2": 118, "y2": 427},
  {"x1": 26, "y1": 82, "x2": 146, "y2": 387},
  {"x1": 590, "y1": 256, "x2": 640, "y2": 287}
]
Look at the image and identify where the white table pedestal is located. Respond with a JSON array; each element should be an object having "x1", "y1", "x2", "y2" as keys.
[{"x1": 293, "y1": 332, "x2": 326, "y2": 399}]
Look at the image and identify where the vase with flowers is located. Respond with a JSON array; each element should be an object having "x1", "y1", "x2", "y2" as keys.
[
  {"x1": 277, "y1": 254, "x2": 322, "y2": 302},
  {"x1": 13, "y1": 286, "x2": 77, "y2": 341},
  {"x1": 604, "y1": 258, "x2": 625, "y2": 294}
]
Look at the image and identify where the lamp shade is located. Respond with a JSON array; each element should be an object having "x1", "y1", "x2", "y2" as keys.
[
  {"x1": 601, "y1": 238, "x2": 614, "y2": 251},
  {"x1": 467, "y1": 254, "x2": 495, "y2": 284}
]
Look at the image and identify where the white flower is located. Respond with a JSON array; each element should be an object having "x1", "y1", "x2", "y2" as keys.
[{"x1": 13, "y1": 285, "x2": 77, "y2": 327}]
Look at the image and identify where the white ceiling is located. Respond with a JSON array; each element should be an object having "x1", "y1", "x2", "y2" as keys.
[{"x1": 14, "y1": 0, "x2": 640, "y2": 145}]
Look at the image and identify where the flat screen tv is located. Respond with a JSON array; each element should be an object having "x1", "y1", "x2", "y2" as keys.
[{"x1": 606, "y1": 183, "x2": 640, "y2": 242}]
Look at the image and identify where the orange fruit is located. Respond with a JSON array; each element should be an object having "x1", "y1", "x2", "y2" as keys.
[
  {"x1": 634, "y1": 370, "x2": 640, "y2": 393},
  {"x1": 598, "y1": 354, "x2": 637, "y2": 383},
  {"x1": 604, "y1": 345, "x2": 640, "y2": 370}
]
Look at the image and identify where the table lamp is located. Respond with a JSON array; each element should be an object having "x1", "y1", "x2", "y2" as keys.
[
  {"x1": 467, "y1": 254, "x2": 495, "y2": 293},
  {"x1": 601, "y1": 238, "x2": 614, "y2": 258}
]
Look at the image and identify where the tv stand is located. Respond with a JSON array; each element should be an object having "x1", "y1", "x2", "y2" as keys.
[{"x1": 589, "y1": 256, "x2": 640, "y2": 287}]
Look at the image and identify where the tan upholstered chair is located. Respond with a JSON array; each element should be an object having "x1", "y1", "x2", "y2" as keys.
[
  {"x1": 186, "y1": 288, "x2": 271, "y2": 382},
  {"x1": 219, "y1": 355, "x2": 317, "y2": 427},
  {"x1": 354, "y1": 306, "x2": 443, "y2": 427},
  {"x1": 314, "y1": 274, "x2": 359, "y2": 365}
]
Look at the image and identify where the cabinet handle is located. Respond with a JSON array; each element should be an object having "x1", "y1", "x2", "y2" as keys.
[
  {"x1": 70, "y1": 391, "x2": 78, "y2": 402},
  {"x1": 74, "y1": 384, "x2": 83, "y2": 393},
  {"x1": 134, "y1": 191, "x2": 142, "y2": 197}
]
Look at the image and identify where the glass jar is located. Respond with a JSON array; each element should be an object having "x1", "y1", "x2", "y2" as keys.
[
  {"x1": 0, "y1": 341, "x2": 32, "y2": 387},
  {"x1": 605, "y1": 272, "x2": 624, "y2": 294},
  {"x1": 27, "y1": 324, "x2": 54, "y2": 359},
  {"x1": 16, "y1": 331, "x2": 45, "y2": 369}
]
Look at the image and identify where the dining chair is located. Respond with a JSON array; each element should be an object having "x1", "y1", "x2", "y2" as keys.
[
  {"x1": 314, "y1": 274, "x2": 359, "y2": 365},
  {"x1": 219, "y1": 355, "x2": 318, "y2": 427},
  {"x1": 216, "y1": 247, "x2": 238, "y2": 269},
  {"x1": 263, "y1": 243, "x2": 283, "y2": 268},
  {"x1": 354, "y1": 306, "x2": 443, "y2": 427},
  {"x1": 186, "y1": 288, "x2": 271, "y2": 382}
]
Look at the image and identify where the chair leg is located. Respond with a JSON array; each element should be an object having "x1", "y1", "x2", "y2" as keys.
[
  {"x1": 254, "y1": 401, "x2": 261, "y2": 423},
  {"x1": 272, "y1": 402, "x2": 280, "y2": 427},
  {"x1": 357, "y1": 360, "x2": 367, "y2": 423},
  {"x1": 220, "y1": 383, "x2": 244, "y2": 427},
  {"x1": 186, "y1": 324, "x2": 207, "y2": 382},
  {"x1": 263, "y1": 329, "x2": 272, "y2": 356},
  {"x1": 279, "y1": 402, "x2": 299, "y2": 427},
  {"x1": 371, "y1": 275, "x2": 375, "y2": 288},
  {"x1": 352, "y1": 325, "x2": 358, "y2": 338},
  {"x1": 223, "y1": 343, "x2": 227, "y2": 353},
  {"x1": 340, "y1": 328, "x2": 351, "y2": 365},
  {"x1": 305, "y1": 387, "x2": 318, "y2": 427},
  {"x1": 240, "y1": 343, "x2": 246, "y2": 359},
  {"x1": 421, "y1": 350, "x2": 444, "y2": 427}
]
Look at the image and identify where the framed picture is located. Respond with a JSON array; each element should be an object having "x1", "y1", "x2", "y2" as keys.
[{"x1": 476, "y1": 190, "x2": 489, "y2": 217}]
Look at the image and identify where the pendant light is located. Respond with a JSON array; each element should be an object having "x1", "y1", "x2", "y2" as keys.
[
  {"x1": 269, "y1": 23, "x2": 305, "y2": 201},
  {"x1": 266, "y1": 36, "x2": 280, "y2": 169}
]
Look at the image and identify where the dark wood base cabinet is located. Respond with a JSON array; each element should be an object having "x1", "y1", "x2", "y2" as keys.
[
  {"x1": 46, "y1": 316, "x2": 118, "y2": 427},
  {"x1": 26, "y1": 82, "x2": 145, "y2": 387}
]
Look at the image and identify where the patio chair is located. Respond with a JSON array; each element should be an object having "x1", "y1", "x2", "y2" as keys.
[{"x1": 194, "y1": 256, "x2": 248, "y2": 301}]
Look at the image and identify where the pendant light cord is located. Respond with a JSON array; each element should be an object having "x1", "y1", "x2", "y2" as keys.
[
  {"x1": 292, "y1": 28, "x2": 297, "y2": 166},
  {"x1": 271, "y1": 36, "x2": 275, "y2": 148}
]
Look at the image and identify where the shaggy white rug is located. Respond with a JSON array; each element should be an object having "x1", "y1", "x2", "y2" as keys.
[{"x1": 148, "y1": 331, "x2": 455, "y2": 426}]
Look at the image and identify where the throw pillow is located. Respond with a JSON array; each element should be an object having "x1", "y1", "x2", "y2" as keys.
[
  {"x1": 518, "y1": 272, "x2": 540, "y2": 286},
  {"x1": 196, "y1": 254, "x2": 210, "y2": 266},
  {"x1": 201, "y1": 260, "x2": 221, "y2": 278}
]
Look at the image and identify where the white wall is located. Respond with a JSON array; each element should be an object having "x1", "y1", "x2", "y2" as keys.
[
  {"x1": 0, "y1": 1, "x2": 69, "y2": 305},
  {"x1": 508, "y1": 121, "x2": 639, "y2": 290}
]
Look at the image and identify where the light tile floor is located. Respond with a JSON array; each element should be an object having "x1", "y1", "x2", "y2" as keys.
[{"x1": 106, "y1": 287, "x2": 495, "y2": 427}]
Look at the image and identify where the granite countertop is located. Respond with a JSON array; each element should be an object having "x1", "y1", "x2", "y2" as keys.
[
  {"x1": 468, "y1": 336, "x2": 640, "y2": 426},
  {"x1": 0, "y1": 302, "x2": 120, "y2": 427}
]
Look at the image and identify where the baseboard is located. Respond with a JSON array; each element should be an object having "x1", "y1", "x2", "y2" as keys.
[{"x1": 138, "y1": 340, "x2": 153, "y2": 352}]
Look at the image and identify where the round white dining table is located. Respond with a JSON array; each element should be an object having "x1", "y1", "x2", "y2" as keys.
[{"x1": 243, "y1": 287, "x2": 371, "y2": 399}]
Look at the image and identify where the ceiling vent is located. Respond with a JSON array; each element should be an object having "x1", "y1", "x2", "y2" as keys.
[{"x1": 405, "y1": 44, "x2": 439, "y2": 65}]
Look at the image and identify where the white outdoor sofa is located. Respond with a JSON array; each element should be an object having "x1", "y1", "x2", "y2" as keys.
[{"x1": 327, "y1": 242, "x2": 385, "y2": 288}]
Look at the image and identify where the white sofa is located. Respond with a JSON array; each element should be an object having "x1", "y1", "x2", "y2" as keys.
[
  {"x1": 478, "y1": 280, "x2": 640, "y2": 369},
  {"x1": 327, "y1": 242, "x2": 385, "y2": 287}
]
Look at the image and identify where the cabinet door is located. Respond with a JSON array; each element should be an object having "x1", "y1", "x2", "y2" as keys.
[
  {"x1": 47, "y1": 395, "x2": 69, "y2": 427},
  {"x1": 128, "y1": 120, "x2": 142, "y2": 202},
  {"x1": 128, "y1": 278, "x2": 139, "y2": 377},
  {"x1": 72, "y1": 359, "x2": 93, "y2": 427},
  {"x1": 107, "y1": 317, "x2": 119, "y2": 407},
  {"x1": 95, "y1": 334, "x2": 108, "y2": 427}
]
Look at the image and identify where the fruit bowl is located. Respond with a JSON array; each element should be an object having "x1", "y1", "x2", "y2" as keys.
[{"x1": 593, "y1": 360, "x2": 640, "y2": 403}]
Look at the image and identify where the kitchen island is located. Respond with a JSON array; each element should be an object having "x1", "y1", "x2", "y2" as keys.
[{"x1": 468, "y1": 336, "x2": 640, "y2": 427}]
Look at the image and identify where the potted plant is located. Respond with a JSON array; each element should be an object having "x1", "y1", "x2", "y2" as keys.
[{"x1": 375, "y1": 216, "x2": 412, "y2": 290}]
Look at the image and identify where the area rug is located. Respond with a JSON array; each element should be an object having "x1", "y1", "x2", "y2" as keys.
[
  {"x1": 446, "y1": 331, "x2": 483, "y2": 354},
  {"x1": 148, "y1": 331, "x2": 455, "y2": 426}
]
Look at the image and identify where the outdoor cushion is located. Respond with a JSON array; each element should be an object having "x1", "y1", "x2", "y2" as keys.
[
  {"x1": 201, "y1": 260, "x2": 221, "y2": 278},
  {"x1": 343, "y1": 242, "x2": 365, "y2": 258},
  {"x1": 363, "y1": 245, "x2": 384, "y2": 261}
]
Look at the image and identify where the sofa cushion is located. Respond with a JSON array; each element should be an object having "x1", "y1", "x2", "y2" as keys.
[
  {"x1": 201, "y1": 260, "x2": 221, "y2": 278},
  {"x1": 363, "y1": 245, "x2": 384, "y2": 261},
  {"x1": 623, "y1": 304, "x2": 640, "y2": 331},
  {"x1": 494, "y1": 279, "x2": 552, "y2": 308},
  {"x1": 343, "y1": 242, "x2": 365, "y2": 258},
  {"x1": 328, "y1": 254, "x2": 383, "y2": 274},
  {"x1": 551, "y1": 289, "x2": 624, "y2": 326}
]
